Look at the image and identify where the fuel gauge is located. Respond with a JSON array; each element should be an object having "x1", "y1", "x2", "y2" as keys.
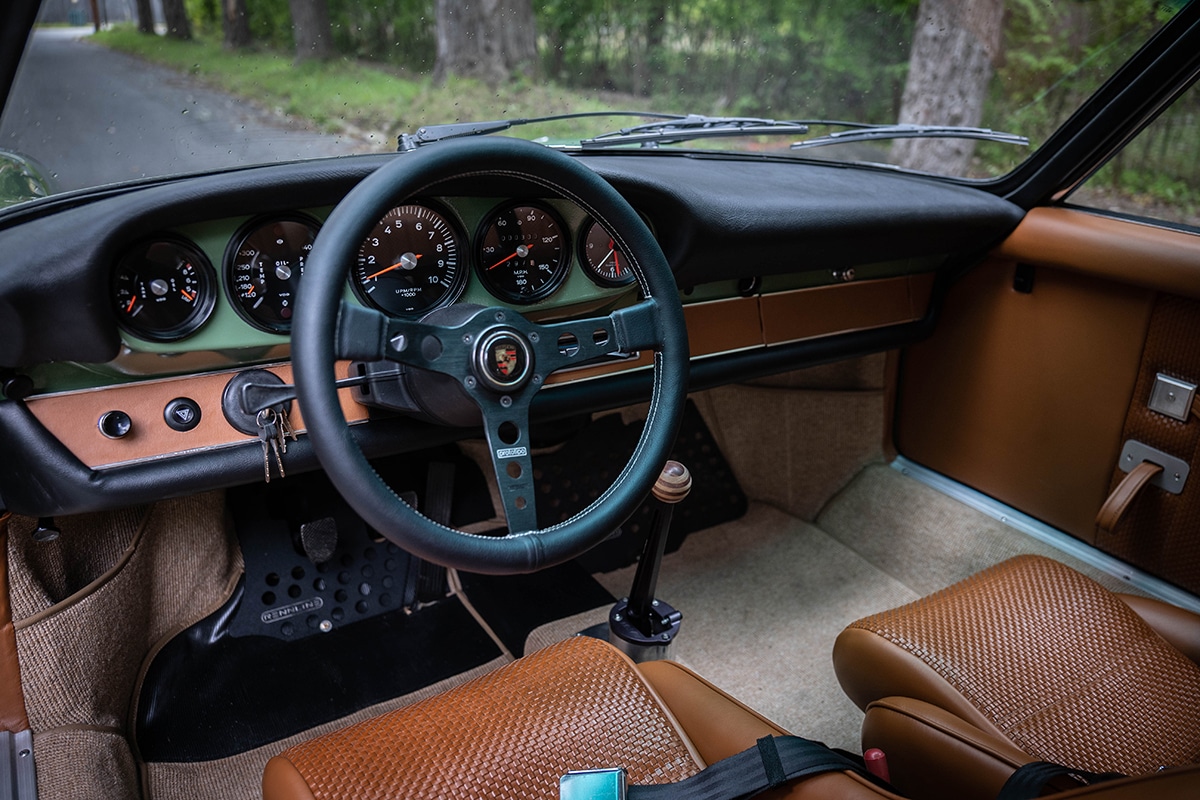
[{"x1": 112, "y1": 237, "x2": 216, "y2": 342}]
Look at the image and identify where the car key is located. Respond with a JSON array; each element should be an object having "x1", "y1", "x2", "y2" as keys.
[
  {"x1": 256, "y1": 408, "x2": 281, "y2": 482},
  {"x1": 277, "y1": 406, "x2": 297, "y2": 451}
]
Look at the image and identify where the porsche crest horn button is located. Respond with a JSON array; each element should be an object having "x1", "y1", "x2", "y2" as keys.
[{"x1": 474, "y1": 329, "x2": 534, "y2": 391}]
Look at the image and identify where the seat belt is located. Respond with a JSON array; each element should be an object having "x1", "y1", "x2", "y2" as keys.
[
  {"x1": 997, "y1": 760, "x2": 1124, "y2": 800},
  {"x1": 1, "y1": 510, "x2": 37, "y2": 799},
  {"x1": 561, "y1": 735, "x2": 890, "y2": 800}
]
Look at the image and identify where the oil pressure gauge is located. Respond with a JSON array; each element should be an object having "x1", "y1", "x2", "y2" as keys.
[
  {"x1": 225, "y1": 214, "x2": 319, "y2": 333},
  {"x1": 112, "y1": 237, "x2": 216, "y2": 342}
]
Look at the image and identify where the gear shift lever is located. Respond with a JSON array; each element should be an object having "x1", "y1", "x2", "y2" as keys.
[{"x1": 608, "y1": 460, "x2": 691, "y2": 662}]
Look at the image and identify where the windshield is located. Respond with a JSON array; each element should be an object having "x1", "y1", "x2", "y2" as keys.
[{"x1": 0, "y1": 0, "x2": 1186, "y2": 210}]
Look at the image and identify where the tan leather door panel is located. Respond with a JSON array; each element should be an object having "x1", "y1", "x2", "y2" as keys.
[
  {"x1": 899, "y1": 207, "x2": 1200, "y2": 579},
  {"x1": 897, "y1": 255, "x2": 1153, "y2": 538}
]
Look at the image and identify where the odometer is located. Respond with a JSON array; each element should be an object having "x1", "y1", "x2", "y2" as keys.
[
  {"x1": 112, "y1": 237, "x2": 216, "y2": 342},
  {"x1": 476, "y1": 202, "x2": 569, "y2": 304},
  {"x1": 225, "y1": 214, "x2": 318, "y2": 333},
  {"x1": 352, "y1": 203, "x2": 466, "y2": 316}
]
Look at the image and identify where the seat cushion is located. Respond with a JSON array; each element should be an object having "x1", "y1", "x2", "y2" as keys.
[
  {"x1": 833, "y1": 555, "x2": 1200, "y2": 775},
  {"x1": 263, "y1": 636, "x2": 704, "y2": 800}
]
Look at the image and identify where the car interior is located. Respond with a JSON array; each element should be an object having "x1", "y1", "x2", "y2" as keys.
[{"x1": 1, "y1": 1, "x2": 1199, "y2": 799}]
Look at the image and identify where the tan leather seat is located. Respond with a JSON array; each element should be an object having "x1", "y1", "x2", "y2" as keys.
[
  {"x1": 833, "y1": 555, "x2": 1200, "y2": 800},
  {"x1": 263, "y1": 635, "x2": 896, "y2": 800}
]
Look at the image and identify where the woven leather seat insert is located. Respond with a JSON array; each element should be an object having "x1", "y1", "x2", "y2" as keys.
[
  {"x1": 271, "y1": 636, "x2": 703, "y2": 799},
  {"x1": 848, "y1": 555, "x2": 1200, "y2": 775}
]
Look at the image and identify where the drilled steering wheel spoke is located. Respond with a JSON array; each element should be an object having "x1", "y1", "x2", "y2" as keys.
[
  {"x1": 334, "y1": 300, "x2": 472, "y2": 376},
  {"x1": 479, "y1": 400, "x2": 539, "y2": 535},
  {"x1": 533, "y1": 299, "x2": 662, "y2": 376}
]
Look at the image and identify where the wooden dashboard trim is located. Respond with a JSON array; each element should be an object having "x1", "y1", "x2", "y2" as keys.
[
  {"x1": 27, "y1": 276, "x2": 933, "y2": 469},
  {"x1": 760, "y1": 273, "x2": 935, "y2": 345},
  {"x1": 27, "y1": 362, "x2": 367, "y2": 470}
]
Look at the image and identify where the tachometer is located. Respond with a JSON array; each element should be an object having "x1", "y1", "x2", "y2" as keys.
[
  {"x1": 476, "y1": 201, "x2": 569, "y2": 304},
  {"x1": 112, "y1": 237, "x2": 216, "y2": 342},
  {"x1": 225, "y1": 214, "x2": 319, "y2": 333},
  {"x1": 352, "y1": 203, "x2": 466, "y2": 316}
]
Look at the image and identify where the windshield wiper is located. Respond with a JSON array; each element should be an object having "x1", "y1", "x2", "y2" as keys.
[
  {"x1": 789, "y1": 124, "x2": 1028, "y2": 151},
  {"x1": 578, "y1": 115, "x2": 811, "y2": 148},
  {"x1": 397, "y1": 111, "x2": 685, "y2": 151}
]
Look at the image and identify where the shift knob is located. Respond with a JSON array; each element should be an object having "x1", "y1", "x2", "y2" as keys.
[{"x1": 652, "y1": 460, "x2": 692, "y2": 504}]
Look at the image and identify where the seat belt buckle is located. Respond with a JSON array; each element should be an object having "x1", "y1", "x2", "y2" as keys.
[{"x1": 560, "y1": 767, "x2": 627, "y2": 800}]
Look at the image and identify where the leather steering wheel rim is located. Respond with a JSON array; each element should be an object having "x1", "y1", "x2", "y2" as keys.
[{"x1": 293, "y1": 138, "x2": 689, "y2": 575}]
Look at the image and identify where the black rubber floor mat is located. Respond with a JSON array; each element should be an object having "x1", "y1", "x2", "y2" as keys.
[
  {"x1": 136, "y1": 582, "x2": 501, "y2": 762},
  {"x1": 224, "y1": 447, "x2": 493, "y2": 641},
  {"x1": 534, "y1": 400, "x2": 748, "y2": 573}
]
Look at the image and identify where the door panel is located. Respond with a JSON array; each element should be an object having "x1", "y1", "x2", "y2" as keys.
[{"x1": 897, "y1": 207, "x2": 1200, "y2": 590}]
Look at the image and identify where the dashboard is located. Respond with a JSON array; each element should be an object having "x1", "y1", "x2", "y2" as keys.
[{"x1": 0, "y1": 150, "x2": 1025, "y2": 516}]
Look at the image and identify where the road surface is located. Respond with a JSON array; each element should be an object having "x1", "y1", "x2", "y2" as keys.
[{"x1": 0, "y1": 27, "x2": 375, "y2": 194}]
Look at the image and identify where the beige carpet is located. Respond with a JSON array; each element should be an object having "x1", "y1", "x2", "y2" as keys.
[
  {"x1": 591, "y1": 502, "x2": 918, "y2": 753},
  {"x1": 817, "y1": 463, "x2": 1137, "y2": 596}
]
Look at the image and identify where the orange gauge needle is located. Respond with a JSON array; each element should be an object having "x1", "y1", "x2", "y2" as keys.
[
  {"x1": 125, "y1": 296, "x2": 137, "y2": 313},
  {"x1": 611, "y1": 239, "x2": 621, "y2": 276},
  {"x1": 488, "y1": 244, "x2": 532, "y2": 270},
  {"x1": 365, "y1": 254, "x2": 422, "y2": 281},
  {"x1": 181, "y1": 289, "x2": 196, "y2": 302}
]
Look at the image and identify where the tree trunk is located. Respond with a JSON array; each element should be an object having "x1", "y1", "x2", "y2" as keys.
[
  {"x1": 223, "y1": 0, "x2": 252, "y2": 50},
  {"x1": 892, "y1": 0, "x2": 1005, "y2": 175},
  {"x1": 135, "y1": 0, "x2": 154, "y2": 34},
  {"x1": 162, "y1": 0, "x2": 193, "y2": 40},
  {"x1": 289, "y1": 0, "x2": 334, "y2": 62},
  {"x1": 433, "y1": 0, "x2": 538, "y2": 85}
]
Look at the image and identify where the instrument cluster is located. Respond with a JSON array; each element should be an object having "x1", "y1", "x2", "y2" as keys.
[{"x1": 109, "y1": 199, "x2": 639, "y2": 343}]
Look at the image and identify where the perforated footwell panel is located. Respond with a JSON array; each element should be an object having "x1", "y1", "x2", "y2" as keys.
[{"x1": 536, "y1": 400, "x2": 748, "y2": 572}]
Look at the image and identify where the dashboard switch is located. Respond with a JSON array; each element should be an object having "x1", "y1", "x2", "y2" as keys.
[
  {"x1": 98, "y1": 410, "x2": 133, "y2": 439},
  {"x1": 164, "y1": 397, "x2": 202, "y2": 432}
]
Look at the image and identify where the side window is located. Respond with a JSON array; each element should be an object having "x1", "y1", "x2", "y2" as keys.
[{"x1": 1066, "y1": 80, "x2": 1199, "y2": 230}]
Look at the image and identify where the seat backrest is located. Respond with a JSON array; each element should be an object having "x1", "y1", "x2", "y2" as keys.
[{"x1": 834, "y1": 555, "x2": 1200, "y2": 775}]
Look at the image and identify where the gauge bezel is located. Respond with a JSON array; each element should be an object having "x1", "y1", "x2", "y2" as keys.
[
  {"x1": 111, "y1": 235, "x2": 217, "y2": 343},
  {"x1": 576, "y1": 215, "x2": 640, "y2": 288},
  {"x1": 350, "y1": 199, "x2": 469, "y2": 318},
  {"x1": 474, "y1": 199, "x2": 571, "y2": 305},
  {"x1": 223, "y1": 212, "x2": 321, "y2": 334}
]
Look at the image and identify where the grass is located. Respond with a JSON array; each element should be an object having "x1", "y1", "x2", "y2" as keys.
[{"x1": 90, "y1": 26, "x2": 654, "y2": 143}]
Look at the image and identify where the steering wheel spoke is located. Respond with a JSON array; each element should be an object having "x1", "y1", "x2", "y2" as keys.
[
  {"x1": 335, "y1": 300, "x2": 472, "y2": 376},
  {"x1": 533, "y1": 299, "x2": 663, "y2": 376},
  {"x1": 478, "y1": 400, "x2": 539, "y2": 534}
]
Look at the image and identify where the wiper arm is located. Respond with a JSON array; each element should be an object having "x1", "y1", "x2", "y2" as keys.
[
  {"x1": 578, "y1": 114, "x2": 810, "y2": 149},
  {"x1": 397, "y1": 111, "x2": 684, "y2": 151},
  {"x1": 790, "y1": 124, "x2": 1028, "y2": 151}
]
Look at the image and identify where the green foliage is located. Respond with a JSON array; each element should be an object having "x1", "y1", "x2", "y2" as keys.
[
  {"x1": 93, "y1": 0, "x2": 1197, "y2": 212},
  {"x1": 536, "y1": 0, "x2": 918, "y2": 121}
]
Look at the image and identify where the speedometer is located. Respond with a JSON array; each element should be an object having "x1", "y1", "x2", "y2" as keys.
[
  {"x1": 225, "y1": 214, "x2": 319, "y2": 333},
  {"x1": 352, "y1": 203, "x2": 466, "y2": 316},
  {"x1": 476, "y1": 202, "x2": 570, "y2": 304}
]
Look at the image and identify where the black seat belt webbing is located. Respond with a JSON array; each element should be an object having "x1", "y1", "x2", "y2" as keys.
[
  {"x1": 997, "y1": 760, "x2": 1125, "y2": 800},
  {"x1": 627, "y1": 736, "x2": 888, "y2": 800}
]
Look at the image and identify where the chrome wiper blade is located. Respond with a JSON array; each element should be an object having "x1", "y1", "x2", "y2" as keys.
[
  {"x1": 790, "y1": 124, "x2": 1028, "y2": 151},
  {"x1": 397, "y1": 111, "x2": 683, "y2": 151},
  {"x1": 579, "y1": 114, "x2": 810, "y2": 149}
]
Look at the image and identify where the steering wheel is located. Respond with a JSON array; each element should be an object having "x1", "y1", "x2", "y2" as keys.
[{"x1": 293, "y1": 138, "x2": 689, "y2": 575}]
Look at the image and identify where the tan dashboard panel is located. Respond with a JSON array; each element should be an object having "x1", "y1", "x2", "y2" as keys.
[
  {"x1": 998, "y1": 207, "x2": 1200, "y2": 299},
  {"x1": 760, "y1": 273, "x2": 934, "y2": 345},
  {"x1": 27, "y1": 363, "x2": 367, "y2": 470}
]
